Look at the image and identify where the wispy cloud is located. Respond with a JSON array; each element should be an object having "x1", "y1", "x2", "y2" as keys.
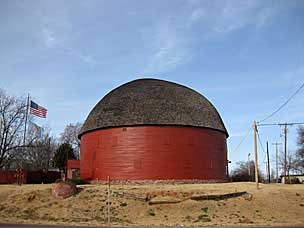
[
  {"x1": 142, "y1": 0, "x2": 285, "y2": 74},
  {"x1": 143, "y1": 23, "x2": 191, "y2": 74},
  {"x1": 42, "y1": 28, "x2": 98, "y2": 65},
  {"x1": 189, "y1": 8, "x2": 205, "y2": 22},
  {"x1": 42, "y1": 28, "x2": 58, "y2": 47},
  {"x1": 61, "y1": 46, "x2": 98, "y2": 65},
  {"x1": 212, "y1": 1, "x2": 260, "y2": 33},
  {"x1": 188, "y1": 1, "x2": 283, "y2": 34}
]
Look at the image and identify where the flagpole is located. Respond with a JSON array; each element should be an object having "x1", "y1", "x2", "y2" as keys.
[{"x1": 23, "y1": 94, "x2": 30, "y2": 148}]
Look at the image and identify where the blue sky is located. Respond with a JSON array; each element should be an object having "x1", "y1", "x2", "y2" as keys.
[{"x1": 1, "y1": 0, "x2": 304, "y2": 172}]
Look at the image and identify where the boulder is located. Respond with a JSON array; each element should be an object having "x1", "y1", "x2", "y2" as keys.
[{"x1": 52, "y1": 181, "x2": 77, "y2": 199}]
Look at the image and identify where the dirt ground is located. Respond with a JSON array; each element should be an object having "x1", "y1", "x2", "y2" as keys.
[{"x1": 0, "y1": 182, "x2": 303, "y2": 227}]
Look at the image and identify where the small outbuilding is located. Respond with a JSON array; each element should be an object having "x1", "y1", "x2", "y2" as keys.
[{"x1": 67, "y1": 160, "x2": 80, "y2": 180}]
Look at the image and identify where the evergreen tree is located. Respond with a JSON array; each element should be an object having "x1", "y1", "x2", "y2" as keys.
[{"x1": 53, "y1": 143, "x2": 76, "y2": 170}]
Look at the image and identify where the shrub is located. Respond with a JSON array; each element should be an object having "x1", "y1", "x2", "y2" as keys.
[
  {"x1": 201, "y1": 207, "x2": 208, "y2": 213},
  {"x1": 148, "y1": 208, "x2": 155, "y2": 216},
  {"x1": 196, "y1": 214, "x2": 211, "y2": 222}
]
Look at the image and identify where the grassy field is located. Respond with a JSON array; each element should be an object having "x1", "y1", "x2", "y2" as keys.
[{"x1": 0, "y1": 182, "x2": 303, "y2": 226}]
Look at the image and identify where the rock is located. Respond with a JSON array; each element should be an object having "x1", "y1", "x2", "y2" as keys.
[
  {"x1": 52, "y1": 181, "x2": 77, "y2": 199},
  {"x1": 149, "y1": 196, "x2": 182, "y2": 205},
  {"x1": 240, "y1": 218, "x2": 253, "y2": 224},
  {"x1": 191, "y1": 191, "x2": 247, "y2": 201},
  {"x1": 27, "y1": 194, "x2": 36, "y2": 202},
  {"x1": 242, "y1": 193, "x2": 253, "y2": 201}
]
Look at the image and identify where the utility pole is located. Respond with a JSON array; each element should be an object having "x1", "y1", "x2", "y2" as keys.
[
  {"x1": 266, "y1": 141, "x2": 271, "y2": 183},
  {"x1": 227, "y1": 159, "x2": 231, "y2": 180},
  {"x1": 272, "y1": 142, "x2": 282, "y2": 183},
  {"x1": 257, "y1": 122, "x2": 304, "y2": 184},
  {"x1": 265, "y1": 162, "x2": 268, "y2": 182},
  {"x1": 253, "y1": 120, "x2": 259, "y2": 189},
  {"x1": 283, "y1": 123, "x2": 288, "y2": 184},
  {"x1": 248, "y1": 153, "x2": 251, "y2": 178}
]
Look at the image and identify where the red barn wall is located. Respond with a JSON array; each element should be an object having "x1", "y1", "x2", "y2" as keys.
[{"x1": 80, "y1": 126, "x2": 227, "y2": 181}]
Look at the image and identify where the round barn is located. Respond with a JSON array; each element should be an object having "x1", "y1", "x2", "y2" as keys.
[{"x1": 78, "y1": 78, "x2": 229, "y2": 181}]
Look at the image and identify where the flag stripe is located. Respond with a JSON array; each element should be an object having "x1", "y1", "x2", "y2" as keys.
[
  {"x1": 29, "y1": 100, "x2": 47, "y2": 118},
  {"x1": 30, "y1": 110, "x2": 47, "y2": 115},
  {"x1": 30, "y1": 110, "x2": 47, "y2": 118}
]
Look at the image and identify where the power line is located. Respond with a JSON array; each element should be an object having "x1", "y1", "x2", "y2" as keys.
[
  {"x1": 231, "y1": 126, "x2": 252, "y2": 154},
  {"x1": 257, "y1": 130, "x2": 266, "y2": 154},
  {"x1": 258, "y1": 81, "x2": 304, "y2": 124},
  {"x1": 256, "y1": 128, "x2": 268, "y2": 166},
  {"x1": 231, "y1": 120, "x2": 303, "y2": 160},
  {"x1": 257, "y1": 122, "x2": 304, "y2": 127}
]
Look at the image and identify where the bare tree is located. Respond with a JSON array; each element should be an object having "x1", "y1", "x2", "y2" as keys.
[
  {"x1": 230, "y1": 161, "x2": 259, "y2": 182},
  {"x1": 295, "y1": 126, "x2": 304, "y2": 173},
  {"x1": 0, "y1": 89, "x2": 27, "y2": 168},
  {"x1": 25, "y1": 127, "x2": 58, "y2": 171},
  {"x1": 276, "y1": 127, "x2": 304, "y2": 177},
  {"x1": 60, "y1": 122, "x2": 82, "y2": 159},
  {"x1": 278, "y1": 150, "x2": 297, "y2": 177}
]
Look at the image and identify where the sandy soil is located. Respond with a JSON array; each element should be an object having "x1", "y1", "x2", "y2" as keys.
[{"x1": 0, "y1": 182, "x2": 303, "y2": 227}]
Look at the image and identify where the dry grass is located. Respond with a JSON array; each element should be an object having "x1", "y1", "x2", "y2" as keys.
[{"x1": 0, "y1": 182, "x2": 303, "y2": 226}]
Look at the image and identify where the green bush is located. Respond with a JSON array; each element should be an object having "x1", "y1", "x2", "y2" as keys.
[
  {"x1": 195, "y1": 214, "x2": 211, "y2": 223},
  {"x1": 201, "y1": 207, "x2": 208, "y2": 213}
]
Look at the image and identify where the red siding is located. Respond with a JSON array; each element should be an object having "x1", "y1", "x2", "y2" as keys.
[
  {"x1": 67, "y1": 160, "x2": 80, "y2": 169},
  {"x1": 80, "y1": 126, "x2": 228, "y2": 181}
]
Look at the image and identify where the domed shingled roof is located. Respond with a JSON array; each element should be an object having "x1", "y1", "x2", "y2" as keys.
[{"x1": 79, "y1": 79, "x2": 228, "y2": 138}]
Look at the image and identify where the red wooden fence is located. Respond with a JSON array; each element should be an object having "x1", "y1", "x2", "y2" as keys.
[{"x1": 0, "y1": 170, "x2": 60, "y2": 184}]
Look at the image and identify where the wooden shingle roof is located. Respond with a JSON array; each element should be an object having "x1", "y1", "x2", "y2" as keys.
[{"x1": 79, "y1": 78, "x2": 228, "y2": 138}]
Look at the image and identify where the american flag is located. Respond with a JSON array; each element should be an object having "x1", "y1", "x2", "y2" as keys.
[{"x1": 30, "y1": 100, "x2": 47, "y2": 118}]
